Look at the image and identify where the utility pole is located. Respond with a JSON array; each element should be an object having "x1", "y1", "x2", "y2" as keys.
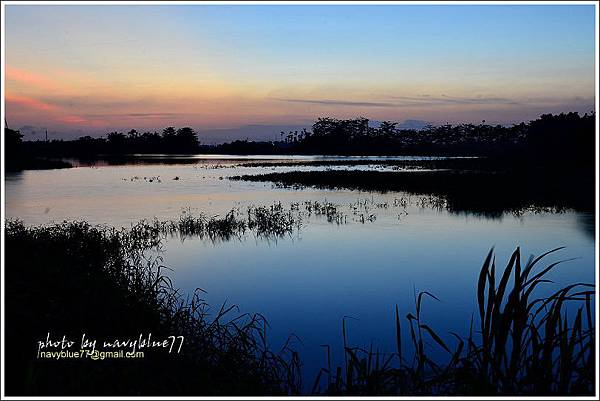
[{"x1": 45, "y1": 130, "x2": 48, "y2": 142}]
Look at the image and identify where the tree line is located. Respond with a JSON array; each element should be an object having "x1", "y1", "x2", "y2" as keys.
[{"x1": 4, "y1": 112, "x2": 595, "y2": 164}]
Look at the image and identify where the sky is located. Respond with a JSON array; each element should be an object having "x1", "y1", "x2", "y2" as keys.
[{"x1": 3, "y1": 4, "x2": 597, "y2": 141}]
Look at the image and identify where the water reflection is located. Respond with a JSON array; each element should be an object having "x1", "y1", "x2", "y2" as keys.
[
  {"x1": 4, "y1": 157, "x2": 595, "y2": 381},
  {"x1": 575, "y1": 212, "x2": 596, "y2": 240}
]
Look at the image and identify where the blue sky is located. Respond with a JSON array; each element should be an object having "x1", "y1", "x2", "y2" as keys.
[{"x1": 4, "y1": 4, "x2": 596, "y2": 138}]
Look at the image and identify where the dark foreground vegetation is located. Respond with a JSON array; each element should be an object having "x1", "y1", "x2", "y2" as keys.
[
  {"x1": 5, "y1": 112, "x2": 595, "y2": 168},
  {"x1": 5, "y1": 217, "x2": 302, "y2": 396},
  {"x1": 5, "y1": 216, "x2": 595, "y2": 396}
]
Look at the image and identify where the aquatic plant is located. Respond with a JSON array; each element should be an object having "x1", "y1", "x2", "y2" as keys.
[
  {"x1": 4, "y1": 218, "x2": 595, "y2": 396},
  {"x1": 5, "y1": 219, "x2": 301, "y2": 396},
  {"x1": 303, "y1": 200, "x2": 346, "y2": 224},
  {"x1": 247, "y1": 202, "x2": 300, "y2": 238},
  {"x1": 313, "y1": 247, "x2": 595, "y2": 396}
]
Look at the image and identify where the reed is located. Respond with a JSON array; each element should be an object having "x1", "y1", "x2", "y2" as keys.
[
  {"x1": 313, "y1": 247, "x2": 595, "y2": 396},
  {"x1": 5, "y1": 219, "x2": 301, "y2": 395},
  {"x1": 124, "y1": 204, "x2": 300, "y2": 244},
  {"x1": 247, "y1": 202, "x2": 300, "y2": 238},
  {"x1": 303, "y1": 200, "x2": 347, "y2": 224},
  {"x1": 4, "y1": 219, "x2": 595, "y2": 396}
]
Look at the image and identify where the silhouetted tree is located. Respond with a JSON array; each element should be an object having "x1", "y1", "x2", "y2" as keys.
[
  {"x1": 9, "y1": 112, "x2": 595, "y2": 161},
  {"x1": 127, "y1": 129, "x2": 139, "y2": 140},
  {"x1": 378, "y1": 121, "x2": 398, "y2": 139},
  {"x1": 175, "y1": 127, "x2": 199, "y2": 151},
  {"x1": 5, "y1": 127, "x2": 23, "y2": 152},
  {"x1": 107, "y1": 132, "x2": 126, "y2": 152},
  {"x1": 162, "y1": 127, "x2": 176, "y2": 138}
]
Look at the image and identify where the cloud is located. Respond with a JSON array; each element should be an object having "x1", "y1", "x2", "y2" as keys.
[
  {"x1": 77, "y1": 112, "x2": 183, "y2": 119},
  {"x1": 54, "y1": 115, "x2": 113, "y2": 128},
  {"x1": 40, "y1": 96, "x2": 147, "y2": 110},
  {"x1": 388, "y1": 95, "x2": 520, "y2": 106},
  {"x1": 5, "y1": 94, "x2": 58, "y2": 111},
  {"x1": 51, "y1": 112, "x2": 185, "y2": 127},
  {"x1": 272, "y1": 97, "x2": 398, "y2": 107},
  {"x1": 110, "y1": 112, "x2": 180, "y2": 119},
  {"x1": 124, "y1": 112, "x2": 180, "y2": 118},
  {"x1": 5, "y1": 66, "x2": 58, "y2": 90},
  {"x1": 273, "y1": 95, "x2": 521, "y2": 108},
  {"x1": 56, "y1": 115, "x2": 89, "y2": 124}
]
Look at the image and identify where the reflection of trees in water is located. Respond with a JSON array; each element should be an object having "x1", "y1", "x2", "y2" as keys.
[{"x1": 575, "y1": 213, "x2": 596, "y2": 240}]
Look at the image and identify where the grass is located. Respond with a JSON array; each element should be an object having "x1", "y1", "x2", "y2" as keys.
[
  {"x1": 230, "y1": 169, "x2": 595, "y2": 216},
  {"x1": 313, "y1": 247, "x2": 595, "y2": 396},
  {"x1": 4, "y1": 219, "x2": 595, "y2": 396},
  {"x1": 131, "y1": 204, "x2": 300, "y2": 243},
  {"x1": 5, "y1": 220, "x2": 301, "y2": 396},
  {"x1": 247, "y1": 202, "x2": 301, "y2": 238},
  {"x1": 124, "y1": 199, "x2": 384, "y2": 244},
  {"x1": 303, "y1": 200, "x2": 347, "y2": 224}
]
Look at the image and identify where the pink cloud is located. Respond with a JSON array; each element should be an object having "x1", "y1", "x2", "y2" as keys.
[
  {"x1": 55, "y1": 115, "x2": 110, "y2": 128},
  {"x1": 5, "y1": 94, "x2": 58, "y2": 111},
  {"x1": 5, "y1": 66, "x2": 60, "y2": 91},
  {"x1": 56, "y1": 115, "x2": 88, "y2": 124}
]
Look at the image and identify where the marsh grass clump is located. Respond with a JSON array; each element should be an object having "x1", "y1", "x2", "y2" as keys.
[
  {"x1": 5, "y1": 219, "x2": 301, "y2": 396},
  {"x1": 128, "y1": 205, "x2": 301, "y2": 244},
  {"x1": 417, "y1": 195, "x2": 449, "y2": 212},
  {"x1": 247, "y1": 202, "x2": 300, "y2": 238},
  {"x1": 205, "y1": 210, "x2": 248, "y2": 241},
  {"x1": 303, "y1": 200, "x2": 347, "y2": 224},
  {"x1": 313, "y1": 247, "x2": 595, "y2": 396},
  {"x1": 155, "y1": 209, "x2": 248, "y2": 241}
]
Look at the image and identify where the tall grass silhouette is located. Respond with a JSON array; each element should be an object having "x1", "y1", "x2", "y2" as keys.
[
  {"x1": 5, "y1": 219, "x2": 301, "y2": 395},
  {"x1": 313, "y1": 247, "x2": 595, "y2": 395},
  {"x1": 5, "y1": 218, "x2": 595, "y2": 395}
]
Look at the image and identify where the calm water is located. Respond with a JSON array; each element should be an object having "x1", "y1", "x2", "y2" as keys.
[{"x1": 4, "y1": 155, "x2": 595, "y2": 381}]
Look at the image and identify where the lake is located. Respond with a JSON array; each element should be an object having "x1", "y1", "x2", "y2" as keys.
[{"x1": 4, "y1": 155, "x2": 595, "y2": 384}]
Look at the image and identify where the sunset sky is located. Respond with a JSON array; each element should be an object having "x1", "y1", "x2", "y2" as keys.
[{"x1": 3, "y1": 4, "x2": 597, "y2": 140}]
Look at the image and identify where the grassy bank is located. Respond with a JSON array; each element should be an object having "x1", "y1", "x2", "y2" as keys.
[
  {"x1": 4, "y1": 218, "x2": 595, "y2": 396},
  {"x1": 231, "y1": 169, "x2": 595, "y2": 216},
  {"x1": 5, "y1": 219, "x2": 301, "y2": 396}
]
